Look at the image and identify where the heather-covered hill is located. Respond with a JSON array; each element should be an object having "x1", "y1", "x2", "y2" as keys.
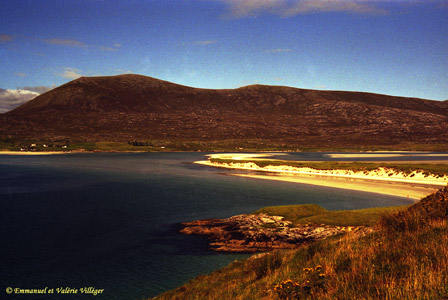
[{"x1": 2, "y1": 74, "x2": 448, "y2": 149}]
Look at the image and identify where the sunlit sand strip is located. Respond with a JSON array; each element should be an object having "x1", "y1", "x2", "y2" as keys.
[
  {"x1": 327, "y1": 153, "x2": 448, "y2": 158},
  {"x1": 233, "y1": 173, "x2": 437, "y2": 200},
  {"x1": 196, "y1": 157, "x2": 447, "y2": 200},
  {"x1": 348, "y1": 160, "x2": 448, "y2": 165},
  {"x1": 205, "y1": 153, "x2": 285, "y2": 160},
  {"x1": 0, "y1": 151, "x2": 68, "y2": 155},
  {"x1": 196, "y1": 160, "x2": 448, "y2": 186}
]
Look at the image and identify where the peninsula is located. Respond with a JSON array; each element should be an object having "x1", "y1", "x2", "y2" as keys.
[{"x1": 195, "y1": 153, "x2": 448, "y2": 200}]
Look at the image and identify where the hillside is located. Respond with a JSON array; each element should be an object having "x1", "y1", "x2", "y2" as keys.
[{"x1": 1, "y1": 74, "x2": 448, "y2": 149}]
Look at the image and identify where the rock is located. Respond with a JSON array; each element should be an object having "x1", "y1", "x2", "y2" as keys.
[{"x1": 180, "y1": 213, "x2": 367, "y2": 253}]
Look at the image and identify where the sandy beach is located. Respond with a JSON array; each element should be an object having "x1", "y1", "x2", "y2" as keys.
[
  {"x1": 233, "y1": 173, "x2": 437, "y2": 200},
  {"x1": 0, "y1": 151, "x2": 69, "y2": 155},
  {"x1": 196, "y1": 153, "x2": 447, "y2": 201},
  {"x1": 326, "y1": 153, "x2": 448, "y2": 158}
]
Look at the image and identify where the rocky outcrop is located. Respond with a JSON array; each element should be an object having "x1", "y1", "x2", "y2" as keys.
[{"x1": 181, "y1": 213, "x2": 369, "y2": 252}]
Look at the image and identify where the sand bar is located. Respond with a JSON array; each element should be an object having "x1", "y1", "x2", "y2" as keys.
[
  {"x1": 233, "y1": 173, "x2": 437, "y2": 200},
  {"x1": 204, "y1": 153, "x2": 284, "y2": 160},
  {"x1": 326, "y1": 153, "x2": 448, "y2": 158},
  {"x1": 197, "y1": 153, "x2": 447, "y2": 201}
]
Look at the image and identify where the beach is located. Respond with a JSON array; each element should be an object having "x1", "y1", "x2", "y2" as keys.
[
  {"x1": 325, "y1": 153, "x2": 448, "y2": 158},
  {"x1": 0, "y1": 151, "x2": 68, "y2": 155},
  {"x1": 196, "y1": 153, "x2": 448, "y2": 201}
]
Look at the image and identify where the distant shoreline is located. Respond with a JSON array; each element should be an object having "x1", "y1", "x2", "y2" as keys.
[
  {"x1": 0, "y1": 151, "x2": 70, "y2": 155},
  {"x1": 0, "y1": 150, "x2": 148, "y2": 155}
]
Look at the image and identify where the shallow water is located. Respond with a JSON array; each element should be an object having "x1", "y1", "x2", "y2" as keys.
[{"x1": 0, "y1": 153, "x2": 415, "y2": 299}]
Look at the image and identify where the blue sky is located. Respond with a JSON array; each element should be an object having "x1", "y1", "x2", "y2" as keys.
[{"x1": 1, "y1": 0, "x2": 447, "y2": 112}]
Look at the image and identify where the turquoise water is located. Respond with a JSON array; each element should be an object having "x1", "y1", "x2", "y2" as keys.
[{"x1": 0, "y1": 153, "x2": 413, "y2": 299}]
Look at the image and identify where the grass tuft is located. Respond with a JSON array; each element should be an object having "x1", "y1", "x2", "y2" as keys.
[{"x1": 256, "y1": 204, "x2": 408, "y2": 227}]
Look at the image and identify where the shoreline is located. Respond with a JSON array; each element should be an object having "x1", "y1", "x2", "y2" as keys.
[
  {"x1": 233, "y1": 173, "x2": 436, "y2": 200},
  {"x1": 0, "y1": 151, "x2": 71, "y2": 155},
  {"x1": 0, "y1": 150, "x2": 148, "y2": 155},
  {"x1": 326, "y1": 153, "x2": 448, "y2": 158},
  {"x1": 196, "y1": 153, "x2": 447, "y2": 200}
]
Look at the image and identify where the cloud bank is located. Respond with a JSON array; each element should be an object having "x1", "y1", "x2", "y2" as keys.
[
  {"x1": 0, "y1": 87, "x2": 53, "y2": 113},
  {"x1": 220, "y1": 0, "x2": 392, "y2": 17}
]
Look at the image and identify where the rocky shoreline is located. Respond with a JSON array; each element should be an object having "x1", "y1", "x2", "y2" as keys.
[{"x1": 181, "y1": 213, "x2": 370, "y2": 252}]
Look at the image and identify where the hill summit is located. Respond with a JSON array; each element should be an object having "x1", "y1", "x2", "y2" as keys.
[{"x1": 1, "y1": 74, "x2": 448, "y2": 149}]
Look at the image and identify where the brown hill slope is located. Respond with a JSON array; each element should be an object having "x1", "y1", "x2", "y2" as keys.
[{"x1": 1, "y1": 74, "x2": 448, "y2": 148}]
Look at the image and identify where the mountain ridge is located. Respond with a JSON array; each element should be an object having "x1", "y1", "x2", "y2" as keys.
[
  {"x1": 8, "y1": 74, "x2": 447, "y2": 115},
  {"x1": 1, "y1": 74, "x2": 448, "y2": 149}
]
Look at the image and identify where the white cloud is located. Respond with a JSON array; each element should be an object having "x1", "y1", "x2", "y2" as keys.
[
  {"x1": 60, "y1": 67, "x2": 83, "y2": 79},
  {"x1": 43, "y1": 38, "x2": 87, "y2": 47},
  {"x1": 0, "y1": 88, "x2": 39, "y2": 113},
  {"x1": 0, "y1": 86, "x2": 55, "y2": 113},
  {"x1": 284, "y1": 0, "x2": 388, "y2": 16},
  {"x1": 219, "y1": 0, "x2": 390, "y2": 18},
  {"x1": 21, "y1": 86, "x2": 55, "y2": 94},
  {"x1": 41, "y1": 37, "x2": 122, "y2": 52},
  {"x1": 222, "y1": 0, "x2": 285, "y2": 18}
]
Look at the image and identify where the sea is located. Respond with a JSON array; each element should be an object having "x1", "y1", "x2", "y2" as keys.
[{"x1": 1, "y1": 152, "x2": 442, "y2": 299}]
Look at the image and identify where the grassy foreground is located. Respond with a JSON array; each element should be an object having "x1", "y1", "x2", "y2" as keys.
[
  {"x1": 255, "y1": 204, "x2": 408, "y2": 227},
  {"x1": 154, "y1": 188, "x2": 448, "y2": 300}
]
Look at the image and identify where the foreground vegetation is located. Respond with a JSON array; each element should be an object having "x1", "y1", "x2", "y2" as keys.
[
  {"x1": 154, "y1": 188, "x2": 448, "y2": 300},
  {"x1": 256, "y1": 204, "x2": 408, "y2": 227}
]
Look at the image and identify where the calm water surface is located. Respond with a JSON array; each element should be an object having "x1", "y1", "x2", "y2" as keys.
[{"x1": 0, "y1": 153, "x2": 415, "y2": 299}]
